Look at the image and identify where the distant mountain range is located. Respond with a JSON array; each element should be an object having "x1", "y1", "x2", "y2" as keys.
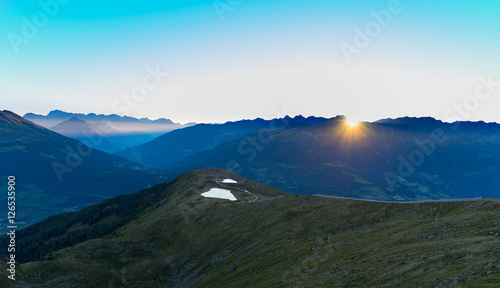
[
  {"x1": 118, "y1": 115, "x2": 328, "y2": 166},
  {"x1": 0, "y1": 110, "x2": 161, "y2": 233},
  {"x1": 2, "y1": 168, "x2": 498, "y2": 287},
  {"x1": 24, "y1": 110, "x2": 183, "y2": 130},
  {"x1": 51, "y1": 117, "x2": 155, "y2": 153},
  {"x1": 24, "y1": 109, "x2": 194, "y2": 136},
  {"x1": 24, "y1": 110, "x2": 195, "y2": 153},
  {"x1": 148, "y1": 116, "x2": 500, "y2": 201}
]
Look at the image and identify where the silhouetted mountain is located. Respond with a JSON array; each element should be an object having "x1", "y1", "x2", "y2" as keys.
[
  {"x1": 1, "y1": 168, "x2": 498, "y2": 287},
  {"x1": 25, "y1": 109, "x2": 177, "y2": 125},
  {"x1": 51, "y1": 117, "x2": 115, "y2": 136},
  {"x1": 24, "y1": 110, "x2": 193, "y2": 138},
  {"x1": 0, "y1": 111, "x2": 159, "y2": 233},
  {"x1": 118, "y1": 115, "x2": 328, "y2": 166},
  {"x1": 161, "y1": 116, "x2": 500, "y2": 201},
  {"x1": 51, "y1": 117, "x2": 154, "y2": 153}
]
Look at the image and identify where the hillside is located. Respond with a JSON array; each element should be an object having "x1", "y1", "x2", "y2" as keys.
[
  {"x1": 0, "y1": 111, "x2": 159, "y2": 233},
  {"x1": 0, "y1": 168, "x2": 288, "y2": 264},
  {"x1": 161, "y1": 116, "x2": 500, "y2": 201},
  {"x1": 118, "y1": 115, "x2": 327, "y2": 166},
  {"x1": 1, "y1": 168, "x2": 499, "y2": 287}
]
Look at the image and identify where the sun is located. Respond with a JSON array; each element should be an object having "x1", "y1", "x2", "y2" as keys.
[
  {"x1": 336, "y1": 117, "x2": 368, "y2": 144},
  {"x1": 346, "y1": 118, "x2": 360, "y2": 127}
]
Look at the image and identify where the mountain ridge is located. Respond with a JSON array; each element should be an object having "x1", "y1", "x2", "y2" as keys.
[
  {"x1": 50, "y1": 117, "x2": 155, "y2": 153},
  {"x1": 23, "y1": 110, "x2": 191, "y2": 139},
  {"x1": 1, "y1": 168, "x2": 498, "y2": 287},
  {"x1": 1, "y1": 110, "x2": 45, "y2": 130},
  {"x1": 25, "y1": 110, "x2": 178, "y2": 125},
  {"x1": 0, "y1": 168, "x2": 289, "y2": 264},
  {"x1": 159, "y1": 116, "x2": 500, "y2": 201},
  {"x1": 118, "y1": 115, "x2": 329, "y2": 166},
  {"x1": 0, "y1": 111, "x2": 160, "y2": 233}
]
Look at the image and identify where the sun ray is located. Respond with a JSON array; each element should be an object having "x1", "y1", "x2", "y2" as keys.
[{"x1": 329, "y1": 117, "x2": 371, "y2": 147}]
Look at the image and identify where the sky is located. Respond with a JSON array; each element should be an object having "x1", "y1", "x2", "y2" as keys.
[{"x1": 1, "y1": 0, "x2": 500, "y2": 124}]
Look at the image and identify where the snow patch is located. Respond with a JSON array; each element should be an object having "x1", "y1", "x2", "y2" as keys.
[{"x1": 201, "y1": 188, "x2": 237, "y2": 201}]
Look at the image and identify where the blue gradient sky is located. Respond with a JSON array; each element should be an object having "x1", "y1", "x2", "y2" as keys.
[{"x1": 1, "y1": 0, "x2": 499, "y2": 123}]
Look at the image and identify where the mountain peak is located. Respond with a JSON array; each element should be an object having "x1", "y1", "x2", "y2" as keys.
[
  {"x1": 0, "y1": 110, "x2": 36, "y2": 127},
  {"x1": 174, "y1": 168, "x2": 289, "y2": 200},
  {"x1": 47, "y1": 109, "x2": 72, "y2": 117},
  {"x1": 52, "y1": 117, "x2": 91, "y2": 128},
  {"x1": 153, "y1": 118, "x2": 175, "y2": 124},
  {"x1": 372, "y1": 116, "x2": 448, "y2": 131},
  {"x1": 51, "y1": 117, "x2": 97, "y2": 137},
  {"x1": 67, "y1": 116, "x2": 86, "y2": 123}
]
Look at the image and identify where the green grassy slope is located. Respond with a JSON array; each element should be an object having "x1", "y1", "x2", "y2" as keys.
[{"x1": 1, "y1": 169, "x2": 498, "y2": 287}]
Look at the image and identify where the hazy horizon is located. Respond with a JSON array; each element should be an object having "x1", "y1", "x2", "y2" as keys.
[{"x1": 9, "y1": 109, "x2": 500, "y2": 126}]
